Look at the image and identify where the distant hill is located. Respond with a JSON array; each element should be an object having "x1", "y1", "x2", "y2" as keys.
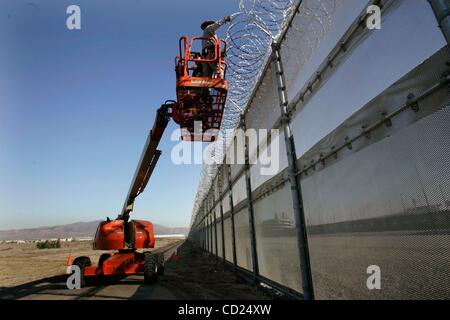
[{"x1": 0, "y1": 220, "x2": 189, "y2": 241}]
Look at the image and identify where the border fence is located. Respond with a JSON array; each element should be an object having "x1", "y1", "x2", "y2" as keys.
[{"x1": 188, "y1": 0, "x2": 450, "y2": 299}]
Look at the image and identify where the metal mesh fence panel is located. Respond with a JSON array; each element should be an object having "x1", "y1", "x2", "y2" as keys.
[
  {"x1": 299, "y1": 44, "x2": 450, "y2": 299},
  {"x1": 232, "y1": 175, "x2": 247, "y2": 207},
  {"x1": 234, "y1": 208, "x2": 253, "y2": 271},
  {"x1": 250, "y1": 129, "x2": 288, "y2": 191},
  {"x1": 206, "y1": 219, "x2": 210, "y2": 253},
  {"x1": 221, "y1": 166, "x2": 229, "y2": 194},
  {"x1": 214, "y1": 176, "x2": 220, "y2": 201},
  {"x1": 212, "y1": 212, "x2": 217, "y2": 256},
  {"x1": 217, "y1": 220, "x2": 223, "y2": 259},
  {"x1": 222, "y1": 191, "x2": 231, "y2": 214},
  {"x1": 302, "y1": 104, "x2": 450, "y2": 299},
  {"x1": 281, "y1": 0, "x2": 345, "y2": 99},
  {"x1": 245, "y1": 62, "x2": 281, "y2": 134},
  {"x1": 289, "y1": 0, "x2": 446, "y2": 159},
  {"x1": 231, "y1": 156, "x2": 245, "y2": 181},
  {"x1": 223, "y1": 217, "x2": 233, "y2": 263},
  {"x1": 253, "y1": 183, "x2": 302, "y2": 293}
]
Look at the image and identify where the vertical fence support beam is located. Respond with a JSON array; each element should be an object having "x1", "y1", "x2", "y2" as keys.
[
  {"x1": 207, "y1": 206, "x2": 209, "y2": 252},
  {"x1": 227, "y1": 164, "x2": 238, "y2": 269},
  {"x1": 272, "y1": 42, "x2": 315, "y2": 300},
  {"x1": 206, "y1": 207, "x2": 209, "y2": 253},
  {"x1": 205, "y1": 215, "x2": 207, "y2": 252},
  {"x1": 242, "y1": 119, "x2": 260, "y2": 283},
  {"x1": 214, "y1": 204, "x2": 218, "y2": 258},
  {"x1": 205, "y1": 215, "x2": 208, "y2": 252},
  {"x1": 202, "y1": 225, "x2": 205, "y2": 251},
  {"x1": 208, "y1": 207, "x2": 211, "y2": 252},
  {"x1": 202, "y1": 207, "x2": 206, "y2": 251},
  {"x1": 209, "y1": 213, "x2": 213, "y2": 254},
  {"x1": 207, "y1": 214, "x2": 210, "y2": 253},
  {"x1": 220, "y1": 203, "x2": 226, "y2": 262},
  {"x1": 203, "y1": 223, "x2": 206, "y2": 251},
  {"x1": 201, "y1": 210, "x2": 204, "y2": 251},
  {"x1": 204, "y1": 208, "x2": 207, "y2": 251},
  {"x1": 208, "y1": 217, "x2": 210, "y2": 252},
  {"x1": 219, "y1": 170, "x2": 226, "y2": 264},
  {"x1": 203, "y1": 209, "x2": 206, "y2": 251},
  {"x1": 429, "y1": 0, "x2": 450, "y2": 49},
  {"x1": 207, "y1": 204, "x2": 210, "y2": 252}
]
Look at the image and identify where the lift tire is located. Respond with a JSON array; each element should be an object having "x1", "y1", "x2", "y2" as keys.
[
  {"x1": 72, "y1": 256, "x2": 91, "y2": 288},
  {"x1": 156, "y1": 253, "x2": 165, "y2": 276},
  {"x1": 144, "y1": 252, "x2": 158, "y2": 283},
  {"x1": 98, "y1": 253, "x2": 111, "y2": 267}
]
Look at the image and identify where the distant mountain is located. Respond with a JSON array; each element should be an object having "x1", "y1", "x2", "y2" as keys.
[{"x1": 0, "y1": 220, "x2": 189, "y2": 241}]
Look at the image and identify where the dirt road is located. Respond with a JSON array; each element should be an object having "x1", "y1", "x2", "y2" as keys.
[{"x1": 0, "y1": 241, "x2": 270, "y2": 300}]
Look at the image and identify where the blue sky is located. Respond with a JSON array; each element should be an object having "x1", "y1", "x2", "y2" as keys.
[{"x1": 0, "y1": 0, "x2": 239, "y2": 230}]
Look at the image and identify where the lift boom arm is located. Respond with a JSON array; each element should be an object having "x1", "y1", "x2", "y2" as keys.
[{"x1": 118, "y1": 101, "x2": 175, "y2": 221}]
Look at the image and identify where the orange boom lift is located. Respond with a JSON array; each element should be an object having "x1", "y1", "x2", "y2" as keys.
[{"x1": 68, "y1": 36, "x2": 227, "y2": 286}]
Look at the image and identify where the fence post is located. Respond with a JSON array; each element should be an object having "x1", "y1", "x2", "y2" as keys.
[
  {"x1": 203, "y1": 223, "x2": 206, "y2": 251},
  {"x1": 202, "y1": 216, "x2": 205, "y2": 251},
  {"x1": 242, "y1": 118, "x2": 260, "y2": 282},
  {"x1": 209, "y1": 212, "x2": 213, "y2": 254},
  {"x1": 201, "y1": 208, "x2": 204, "y2": 251},
  {"x1": 205, "y1": 214, "x2": 209, "y2": 252},
  {"x1": 213, "y1": 195, "x2": 218, "y2": 258},
  {"x1": 201, "y1": 205, "x2": 207, "y2": 251},
  {"x1": 206, "y1": 206, "x2": 210, "y2": 253},
  {"x1": 219, "y1": 168, "x2": 226, "y2": 264},
  {"x1": 203, "y1": 208, "x2": 206, "y2": 251},
  {"x1": 429, "y1": 0, "x2": 450, "y2": 48},
  {"x1": 272, "y1": 42, "x2": 315, "y2": 300},
  {"x1": 207, "y1": 213, "x2": 210, "y2": 252},
  {"x1": 227, "y1": 163, "x2": 238, "y2": 269},
  {"x1": 203, "y1": 206, "x2": 206, "y2": 252}
]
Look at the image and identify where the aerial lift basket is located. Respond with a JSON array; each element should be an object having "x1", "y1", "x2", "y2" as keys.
[{"x1": 173, "y1": 36, "x2": 228, "y2": 142}]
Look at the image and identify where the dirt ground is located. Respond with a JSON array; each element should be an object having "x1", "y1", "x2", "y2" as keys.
[
  {"x1": 0, "y1": 238, "x2": 180, "y2": 288},
  {"x1": 152, "y1": 241, "x2": 271, "y2": 299},
  {"x1": 0, "y1": 240, "x2": 272, "y2": 300}
]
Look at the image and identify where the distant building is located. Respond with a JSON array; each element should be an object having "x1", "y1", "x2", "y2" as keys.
[
  {"x1": 77, "y1": 237, "x2": 93, "y2": 242},
  {"x1": 155, "y1": 234, "x2": 186, "y2": 239},
  {"x1": 405, "y1": 204, "x2": 442, "y2": 214}
]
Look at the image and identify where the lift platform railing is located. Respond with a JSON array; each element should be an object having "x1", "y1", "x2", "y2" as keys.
[{"x1": 176, "y1": 36, "x2": 228, "y2": 80}]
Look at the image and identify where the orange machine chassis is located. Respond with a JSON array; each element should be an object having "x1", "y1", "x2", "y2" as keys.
[
  {"x1": 68, "y1": 220, "x2": 162, "y2": 282},
  {"x1": 83, "y1": 250, "x2": 146, "y2": 277}
]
